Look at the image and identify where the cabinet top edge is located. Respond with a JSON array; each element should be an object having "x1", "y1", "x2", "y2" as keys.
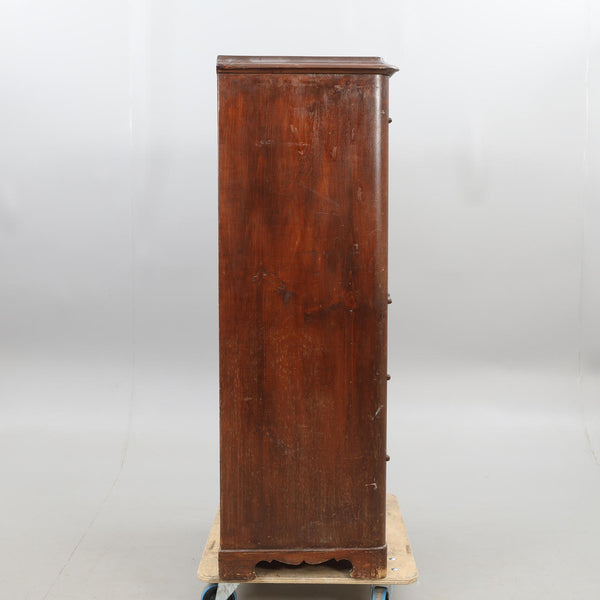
[{"x1": 216, "y1": 55, "x2": 398, "y2": 76}]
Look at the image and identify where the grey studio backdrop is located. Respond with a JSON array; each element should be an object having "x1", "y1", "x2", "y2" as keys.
[{"x1": 1, "y1": 1, "x2": 599, "y2": 599}]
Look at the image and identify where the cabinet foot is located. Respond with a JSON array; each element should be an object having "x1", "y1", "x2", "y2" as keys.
[{"x1": 218, "y1": 546, "x2": 387, "y2": 581}]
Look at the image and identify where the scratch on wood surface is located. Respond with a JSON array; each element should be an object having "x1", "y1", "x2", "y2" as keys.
[
  {"x1": 299, "y1": 183, "x2": 340, "y2": 208},
  {"x1": 372, "y1": 405, "x2": 383, "y2": 420}
]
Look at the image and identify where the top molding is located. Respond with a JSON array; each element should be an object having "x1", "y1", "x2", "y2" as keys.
[{"x1": 216, "y1": 56, "x2": 398, "y2": 76}]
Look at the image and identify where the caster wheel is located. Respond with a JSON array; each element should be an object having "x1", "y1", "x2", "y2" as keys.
[
  {"x1": 202, "y1": 584, "x2": 238, "y2": 600},
  {"x1": 371, "y1": 586, "x2": 389, "y2": 600}
]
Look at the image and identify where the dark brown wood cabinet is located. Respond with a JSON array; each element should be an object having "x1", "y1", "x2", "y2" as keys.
[{"x1": 217, "y1": 56, "x2": 398, "y2": 581}]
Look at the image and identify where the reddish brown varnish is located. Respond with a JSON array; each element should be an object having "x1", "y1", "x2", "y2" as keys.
[{"x1": 217, "y1": 56, "x2": 398, "y2": 581}]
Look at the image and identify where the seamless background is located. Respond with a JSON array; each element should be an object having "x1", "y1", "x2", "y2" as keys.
[{"x1": 1, "y1": 1, "x2": 599, "y2": 599}]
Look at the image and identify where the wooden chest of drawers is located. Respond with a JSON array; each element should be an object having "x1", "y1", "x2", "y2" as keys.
[{"x1": 217, "y1": 56, "x2": 397, "y2": 581}]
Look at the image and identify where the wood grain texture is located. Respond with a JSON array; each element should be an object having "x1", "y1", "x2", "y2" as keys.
[{"x1": 218, "y1": 57, "x2": 395, "y2": 581}]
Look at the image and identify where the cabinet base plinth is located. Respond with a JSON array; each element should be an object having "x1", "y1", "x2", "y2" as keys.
[{"x1": 218, "y1": 546, "x2": 387, "y2": 581}]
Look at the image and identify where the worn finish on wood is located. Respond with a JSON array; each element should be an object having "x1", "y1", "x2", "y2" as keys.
[
  {"x1": 218, "y1": 56, "x2": 396, "y2": 581},
  {"x1": 199, "y1": 495, "x2": 418, "y2": 585}
]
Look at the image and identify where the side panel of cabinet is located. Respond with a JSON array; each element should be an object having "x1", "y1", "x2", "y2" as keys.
[{"x1": 218, "y1": 73, "x2": 389, "y2": 567}]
